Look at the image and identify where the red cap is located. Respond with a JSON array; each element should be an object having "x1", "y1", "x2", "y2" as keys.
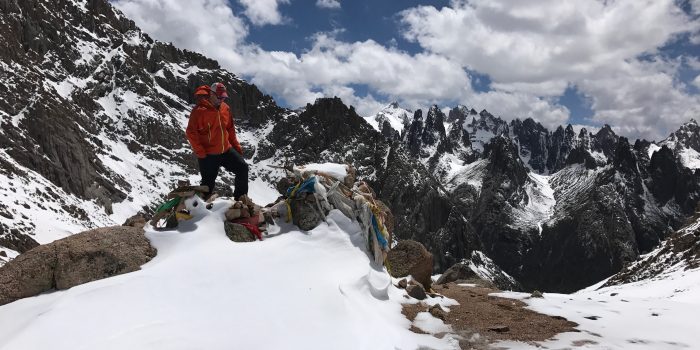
[
  {"x1": 194, "y1": 85, "x2": 211, "y2": 96},
  {"x1": 211, "y1": 82, "x2": 229, "y2": 98}
]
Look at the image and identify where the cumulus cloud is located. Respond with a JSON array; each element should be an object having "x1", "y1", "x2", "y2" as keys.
[
  {"x1": 316, "y1": 0, "x2": 341, "y2": 10},
  {"x1": 238, "y1": 0, "x2": 290, "y2": 26},
  {"x1": 400, "y1": 0, "x2": 700, "y2": 139},
  {"x1": 114, "y1": 0, "x2": 248, "y2": 54},
  {"x1": 113, "y1": 0, "x2": 700, "y2": 140},
  {"x1": 470, "y1": 91, "x2": 570, "y2": 130}
]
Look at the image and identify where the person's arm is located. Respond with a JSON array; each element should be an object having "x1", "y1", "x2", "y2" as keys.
[
  {"x1": 227, "y1": 110, "x2": 244, "y2": 155},
  {"x1": 186, "y1": 111, "x2": 206, "y2": 158}
]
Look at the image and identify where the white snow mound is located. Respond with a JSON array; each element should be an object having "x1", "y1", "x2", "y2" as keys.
[{"x1": 0, "y1": 196, "x2": 455, "y2": 350}]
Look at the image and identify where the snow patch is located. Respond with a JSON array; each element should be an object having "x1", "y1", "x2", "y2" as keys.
[{"x1": 492, "y1": 268, "x2": 700, "y2": 349}]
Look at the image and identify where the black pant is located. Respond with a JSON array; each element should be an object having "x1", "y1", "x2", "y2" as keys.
[{"x1": 198, "y1": 149, "x2": 248, "y2": 199}]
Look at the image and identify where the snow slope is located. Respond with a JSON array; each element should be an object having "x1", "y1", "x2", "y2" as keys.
[
  {"x1": 492, "y1": 268, "x2": 700, "y2": 349},
  {"x1": 0, "y1": 196, "x2": 456, "y2": 350}
]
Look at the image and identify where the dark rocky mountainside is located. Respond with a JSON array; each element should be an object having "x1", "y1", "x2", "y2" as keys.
[
  {"x1": 2, "y1": 0, "x2": 700, "y2": 293},
  {"x1": 604, "y1": 209, "x2": 700, "y2": 287},
  {"x1": 369, "y1": 103, "x2": 700, "y2": 291}
]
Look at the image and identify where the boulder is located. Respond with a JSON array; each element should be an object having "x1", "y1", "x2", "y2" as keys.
[
  {"x1": 435, "y1": 262, "x2": 479, "y2": 285},
  {"x1": 429, "y1": 304, "x2": 447, "y2": 321},
  {"x1": 406, "y1": 283, "x2": 427, "y2": 300},
  {"x1": 224, "y1": 222, "x2": 256, "y2": 242},
  {"x1": 290, "y1": 194, "x2": 326, "y2": 231},
  {"x1": 0, "y1": 226, "x2": 156, "y2": 306},
  {"x1": 386, "y1": 240, "x2": 433, "y2": 289}
]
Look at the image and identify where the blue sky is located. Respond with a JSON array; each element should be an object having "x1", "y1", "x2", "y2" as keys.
[{"x1": 114, "y1": 0, "x2": 700, "y2": 139}]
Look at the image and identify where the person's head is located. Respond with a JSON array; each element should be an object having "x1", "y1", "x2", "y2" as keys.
[
  {"x1": 210, "y1": 82, "x2": 229, "y2": 107},
  {"x1": 194, "y1": 85, "x2": 212, "y2": 103}
]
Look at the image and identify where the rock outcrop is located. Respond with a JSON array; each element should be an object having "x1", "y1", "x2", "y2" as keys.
[
  {"x1": 386, "y1": 240, "x2": 433, "y2": 289},
  {"x1": 0, "y1": 226, "x2": 156, "y2": 306}
]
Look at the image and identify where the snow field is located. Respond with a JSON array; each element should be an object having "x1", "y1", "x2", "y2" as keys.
[
  {"x1": 0, "y1": 195, "x2": 457, "y2": 350},
  {"x1": 492, "y1": 268, "x2": 700, "y2": 349}
]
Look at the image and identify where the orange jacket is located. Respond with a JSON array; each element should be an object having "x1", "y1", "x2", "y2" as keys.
[{"x1": 186, "y1": 99, "x2": 243, "y2": 158}]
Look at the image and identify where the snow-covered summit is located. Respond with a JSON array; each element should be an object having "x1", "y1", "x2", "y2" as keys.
[
  {"x1": 364, "y1": 102, "x2": 412, "y2": 135},
  {"x1": 658, "y1": 119, "x2": 700, "y2": 169}
]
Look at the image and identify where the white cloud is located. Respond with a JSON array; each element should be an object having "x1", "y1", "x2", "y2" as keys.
[
  {"x1": 399, "y1": 0, "x2": 700, "y2": 139},
  {"x1": 238, "y1": 0, "x2": 290, "y2": 26},
  {"x1": 693, "y1": 75, "x2": 700, "y2": 89},
  {"x1": 469, "y1": 91, "x2": 570, "y2": 130},
  {"x1": 113, "y1": 0, "x2": 700, "y2": 140},
  {"x1": 316, "y1": 0, "x2": 340, "y2": 10},
  {"x1": 114, "y1": 0, "x2": 248, "y2": 54}
]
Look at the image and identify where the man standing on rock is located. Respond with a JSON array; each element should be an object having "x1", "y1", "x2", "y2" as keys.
[{"x1": 186, "y1": 83, "x2": 249, "y2": 202}]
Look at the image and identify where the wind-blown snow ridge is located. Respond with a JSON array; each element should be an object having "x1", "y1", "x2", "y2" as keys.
[{"x1": 0, "y1": 197, "x2": 457, "y2": 350}]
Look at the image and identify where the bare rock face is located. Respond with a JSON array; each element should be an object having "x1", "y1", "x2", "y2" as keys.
[
  {"x1": 386, "y1": 240, "x2": 433, "y2": 290},
  {"x1": 0, "y1": 226, "x2": 156, "y2": 306},
  {"x1": 0, "y1": 226, "x2": 39, "y2": 253}
]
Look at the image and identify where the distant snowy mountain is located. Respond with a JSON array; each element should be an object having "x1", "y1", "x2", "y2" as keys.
[
  {"x1": 659, "y1": 119, "x2": 700, "y2": 169},
  {"x1": 369, "y1": 101, "x2": 700, "y2": 291}
]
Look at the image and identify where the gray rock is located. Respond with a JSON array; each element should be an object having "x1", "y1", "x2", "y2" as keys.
[
  {"x1": 488, "y1": 325, "x2": 509, "y2": 333},
  {"x1": 429, "y1": 304, "x2": 447, "y2": 320},
  {"x1": 386, "y1": 240, "x2": 433, "y2": 290},
  {"x1": 0, "y1": 226, "x2": 156, "y2": 306},
  {"x1": 406, "y1": 283, "x2": 427, "y2": 300},
  {"x1": 224, "y1": 222, "x2": 256, "y2": 243},
  {"x1": 435, "y1": 262, "x2": 478, "y2": 285},
  {"x1": 290, "y1": 194, "x2": 326, "y2": 231}
]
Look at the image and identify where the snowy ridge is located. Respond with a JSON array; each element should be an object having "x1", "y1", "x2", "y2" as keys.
[
  {"x1": 467, "y1": 250, "x2": 518, "y2": 287},
  {"x1": 0, "y1": 197, "x2": 458, "y2": 350}
]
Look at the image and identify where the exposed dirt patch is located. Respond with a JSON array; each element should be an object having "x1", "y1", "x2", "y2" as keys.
[{"x1": 402, "y1": 282, "x2": 578, "y2": 349}]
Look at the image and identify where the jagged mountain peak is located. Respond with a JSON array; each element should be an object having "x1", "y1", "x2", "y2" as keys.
[{"x1": 363, "y1": 101, "x2": 412, "y2": 136}]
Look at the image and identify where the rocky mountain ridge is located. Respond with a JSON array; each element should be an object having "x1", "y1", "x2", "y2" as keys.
[{"x1": 368, "y1": 103, "x2": 700, "y2": 291}]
